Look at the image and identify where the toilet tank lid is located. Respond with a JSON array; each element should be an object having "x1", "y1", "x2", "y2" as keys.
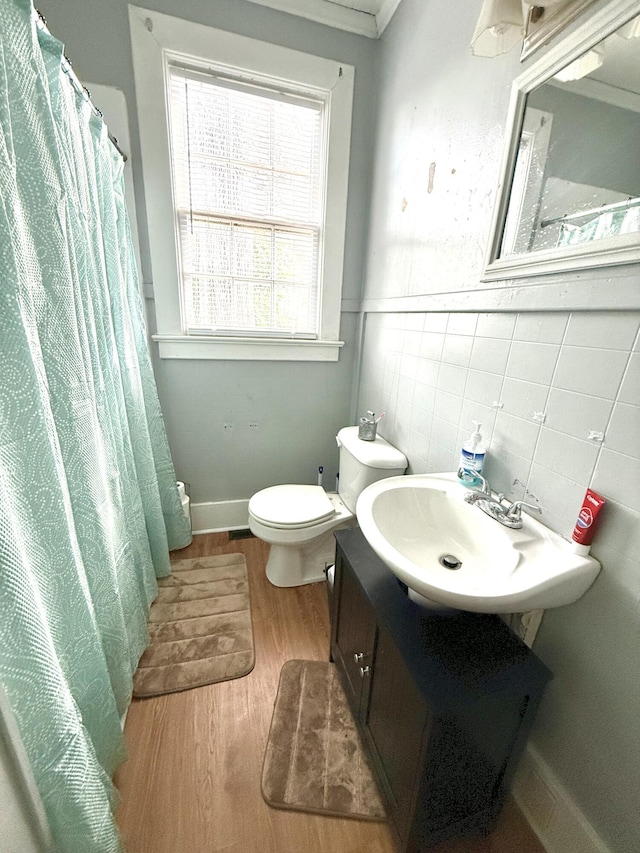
[{"x1": 337, "y1": 426, "x2": 407, "y2": 469}]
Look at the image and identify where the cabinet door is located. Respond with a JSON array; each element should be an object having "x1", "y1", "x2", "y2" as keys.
[
  {"x1": 364, "y1": 626, "x2": 431, "y2": 847},
  {"x1": 332, "y1": 554, "x2": 377, "y2": 718}
]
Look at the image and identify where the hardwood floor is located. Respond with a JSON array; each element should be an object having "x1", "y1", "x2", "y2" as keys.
[{"x1": 115, "y1": 533, "x2": 545, "y2": 853}]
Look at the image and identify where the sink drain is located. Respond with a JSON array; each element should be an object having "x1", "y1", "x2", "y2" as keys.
[{"x1": 439, "y1": 554, "x2": 462, "y2": 570}]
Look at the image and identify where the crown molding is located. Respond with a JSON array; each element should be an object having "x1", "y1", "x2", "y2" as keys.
[{"x1": 243, "y1": 0, "x2": 403, "y2": 38}]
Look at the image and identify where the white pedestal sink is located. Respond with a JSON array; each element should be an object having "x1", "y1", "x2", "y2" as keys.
[{"x1": 356, "y1": 472, "x2": 600, "y2": 613}]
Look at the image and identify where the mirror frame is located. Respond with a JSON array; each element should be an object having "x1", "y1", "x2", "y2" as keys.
[
  {"x1": 482, "y1": 0, "x2": 640, "y2": 283},
  {"x1": 521, "y1": 0, "x2": 598, "y2": 61}
]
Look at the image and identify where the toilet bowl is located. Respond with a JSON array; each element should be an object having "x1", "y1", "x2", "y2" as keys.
[
  {"x1": 248, "y1": 427, "x2": 407, "y2": 588},
  {"x1": 249, "y1": 486, "x2": 354, "y2": 587}
]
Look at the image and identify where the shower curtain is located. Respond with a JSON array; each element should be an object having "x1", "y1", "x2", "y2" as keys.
[
  {"x1": 558, "y1": 203, "x2": 640, "y2": 246},
  {"x1": 0, "y1": 1, "x2": 192, "y2": 851}
]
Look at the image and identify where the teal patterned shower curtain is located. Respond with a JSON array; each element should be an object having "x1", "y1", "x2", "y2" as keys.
[{"x1": 0, "y1": 1, "x2": 192, "y2": 851}]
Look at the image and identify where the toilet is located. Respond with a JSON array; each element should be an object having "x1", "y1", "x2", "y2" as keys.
[{"x1": 248, "y1": 426, "x2": 407, "y2": 587}]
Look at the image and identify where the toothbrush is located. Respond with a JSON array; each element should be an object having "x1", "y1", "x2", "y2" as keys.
[{"x1": 375, "y1": 412, "x2": 386, "y2": 424}]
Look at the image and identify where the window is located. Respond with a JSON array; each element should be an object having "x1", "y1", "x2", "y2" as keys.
[
  {"x1": 169, "y1": 68, "x2": 324, "y2": 338},
  {"x1": 129, "y1": 7, "x2": 354, "y2": 360}
]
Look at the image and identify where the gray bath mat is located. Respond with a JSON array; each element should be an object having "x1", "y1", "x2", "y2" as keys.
[
  {"x1": 261, "y1": 659, "x2": 386, "y2": 821},
  {"x1": 133, "y1": 553, "x2": 254, "y2": 697}
]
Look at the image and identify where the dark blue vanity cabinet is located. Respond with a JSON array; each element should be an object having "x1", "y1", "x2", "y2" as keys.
[{"x1": 330, "y1": 528, "x2": 551, "y2": 852}]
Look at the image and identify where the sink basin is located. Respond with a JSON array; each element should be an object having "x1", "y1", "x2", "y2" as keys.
[{"x1": 356, "y1": 473, "x2": 600, "y2": 613}]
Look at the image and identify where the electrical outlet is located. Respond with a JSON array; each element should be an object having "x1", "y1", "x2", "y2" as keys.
[
  {"x1": 224, "y1": 422, "x2": 233, "y2": 431},
  {"x1": 249, "y1": 420, "x2": 258, "y2": 430}
]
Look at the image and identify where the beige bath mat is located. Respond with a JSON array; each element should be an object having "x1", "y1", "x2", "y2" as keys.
[
  {"x1": 133, "y1": 553, "x2": 254, "y2": 697},
  {"x1": 261, "y1": 659, "x2": 386, "y2": 821}
]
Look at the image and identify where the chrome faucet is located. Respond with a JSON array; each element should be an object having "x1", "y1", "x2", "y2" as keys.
[
  {"x1": 463, "y1": 477, "x2": 542, "y2": 529},
  {"x1": 463, "y1": 473, "x2": 493, "y2": 504}
]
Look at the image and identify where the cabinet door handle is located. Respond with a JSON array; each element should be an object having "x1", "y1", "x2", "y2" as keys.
[
  {"x1": 354, "y1": 652, "x2": 364, "y2": 662},
  {"x1": 359, "y1": 665, "x2": 370, "y2": 678}
]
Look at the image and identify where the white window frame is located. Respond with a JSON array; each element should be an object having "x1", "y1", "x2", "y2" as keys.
[{"x1": 129, "y1": 5, "x2": 354, "y2": 361}]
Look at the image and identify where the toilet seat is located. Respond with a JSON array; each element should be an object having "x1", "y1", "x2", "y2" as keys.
[{"x1": 248, "y1": 484, "x2": 336, "y2": 529}]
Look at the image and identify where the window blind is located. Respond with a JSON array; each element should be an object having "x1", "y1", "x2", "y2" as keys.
[{"x1": 168, "y1": 66, "x2": 326, "y2": 338}]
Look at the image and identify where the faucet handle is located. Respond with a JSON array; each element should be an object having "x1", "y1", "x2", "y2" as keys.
[{"x1": 506, "y1": 500, "x2": 542, "y2": 520}]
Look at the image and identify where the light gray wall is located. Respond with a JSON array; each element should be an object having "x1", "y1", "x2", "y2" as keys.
[
  {"x1": 153, "y1": 314, "x2": 359, "y2": 501},
  {"x1": 529, "y1": 84, "x2": 640, "y2": 196},
  {"x1": 37, "y1": 0, "x2": 378, "y2": 503},
  {"x1": 359, "y1": 0, "x2": 640, "y2": 851}
]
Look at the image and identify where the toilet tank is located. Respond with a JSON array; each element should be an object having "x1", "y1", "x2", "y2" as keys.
[{"x1": 336, "y1": 426, "x2": 407, "y2": 513}]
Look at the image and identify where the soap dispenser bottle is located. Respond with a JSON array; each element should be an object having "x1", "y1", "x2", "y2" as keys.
[{"x1": 457, "y1": 422, "x2": 486, "y2": 487}]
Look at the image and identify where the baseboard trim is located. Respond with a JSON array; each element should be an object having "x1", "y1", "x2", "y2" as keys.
[
  {"x1": 512, "y1": 744, "x2": 609, "y2": 853},
  {"x1": 191, "y1": 499, "x2": 250, "y2": 534}
]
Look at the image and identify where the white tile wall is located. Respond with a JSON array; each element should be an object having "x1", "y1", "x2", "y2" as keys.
[
  {"x1": 360, "y1": 310, "x2": 640, "y2": 562},
  {"x1": 564, "y1": 311, "x2": 639, "y2": 350},
  {"x1": 593, "y1": 449, "x2": 640, "y2": 511},
  {"x1": 446, "y1": 312, "x2": 478, "y2": 336},
  {"x1": 424, "y1": 313, "x2": 448, "y2": 333},
  {"x1": 494, "y1": 412, "x2": 540, "y2": 459},
  {"x1": 501, "y1": 377, "x2": 549, "y2": 422},
  {"x1": 553, "y1": 347, "x2": 628, "y2": 398},
  {"x1": 506, "y1": 341, "x2": 560, "y2": 385},
  {"x1": 618, "y1": 352, "x2": 640, "y2": 404},
  {"x1": 477, "y1": 312, "x2": 517, "y2": 339},
  {"x1": 465, "y1": 369, "x2": 503, "y2": 407},
  {"x1": 470, "y1": 336, "x2": 511, "y2": 374},
  {"x1": 514, "y1": 312, "x2": 568, "y2": 344},
  {"x1": 606, "y1": 402, "x2": 640, "y2": 455},
  {"x1": 545, "y1": 389, "x2": 613, "y2": 441},
  {"x1": 535, "y1": 429, "x2": 600, "y2": 485},
  {"x1": 437, "y1": 363, "x2": 467, "y2": 396},
  {"x1": 442, "y1": 334, "x2": 474, "y2": 366},
  {"x1": 419, "y1": 332, "x2": 445, "y2": 360}
]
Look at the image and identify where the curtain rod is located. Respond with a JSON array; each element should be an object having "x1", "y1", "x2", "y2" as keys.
[
  {"x1": 35, "y1": 9, "x2": 128, "y2": 162},
  {"x1": 540, "y1": 195, "x2": 640, "y2": 228}
]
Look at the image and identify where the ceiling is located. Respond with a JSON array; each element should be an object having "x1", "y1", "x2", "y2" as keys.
[
  {"x1": 244, "y1": 0, "x2": 403, "y2": 38},
  {"x1": 591, "y1": 20, "x2": 640, "y2": 96}
]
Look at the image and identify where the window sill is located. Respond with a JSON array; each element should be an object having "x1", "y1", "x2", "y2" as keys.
[{"x1": 152, "y1": 335, "x2": 344, "y2": 361}]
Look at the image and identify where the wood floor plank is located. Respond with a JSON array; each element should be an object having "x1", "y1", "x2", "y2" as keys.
[{"x1": 115, "y1": 533, "x2": 544, "y2": 853}]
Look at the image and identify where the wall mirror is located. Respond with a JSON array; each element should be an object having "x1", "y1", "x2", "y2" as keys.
[{"x1": 483, "y1": 0, "x2": 640, "y2": 282}]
